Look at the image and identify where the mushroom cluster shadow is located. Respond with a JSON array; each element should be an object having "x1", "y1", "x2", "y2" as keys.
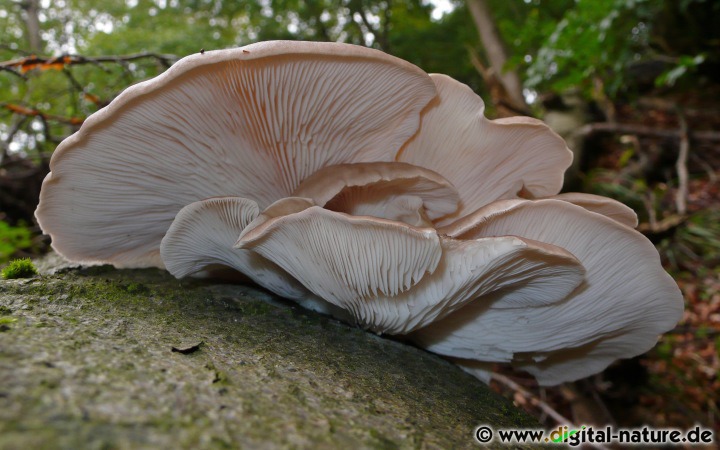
[{"x1": 35, "y1": 40, "x2": 683, "y2": 386}]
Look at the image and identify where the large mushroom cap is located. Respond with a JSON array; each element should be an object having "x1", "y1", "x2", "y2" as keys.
[
  {"x1": 413, "y1": 199, "x2": 684, "y2": 384},
  {"x1": 35, "y1": 41, "x2": 437, "y2": 268}
]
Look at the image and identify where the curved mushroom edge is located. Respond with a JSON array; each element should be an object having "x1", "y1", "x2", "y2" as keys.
[
  {"x1": 43, "y1": 41, "x2": 433, "y2": 175},
  {"x1": 414, "y1": 198, "x2": 683, "y2": 384},
  {"x1": 35, "y1": 41, "x2": 438, "y2": 267},
  {"x1": 397, "y1": 73, "x2": 574, "y2": 224}
]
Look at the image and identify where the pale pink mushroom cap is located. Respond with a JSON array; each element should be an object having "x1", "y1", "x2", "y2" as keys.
[{"x1": 35, "y1": 41, "x2": 437, "y2": 267}]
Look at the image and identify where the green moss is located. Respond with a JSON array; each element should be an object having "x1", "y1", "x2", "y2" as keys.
[
  {"x1": 124, "y1": 282, "x2": 150, "y2": 295},
  {"x1": 0, "y1": 258, "x2": 537, "y2": 449},
  {"x1": 1, "y1": 258, "x2": 38, "y2": 279},
  {"x1": 0, "y1": 316, "x2": 17, "y2": 332}
]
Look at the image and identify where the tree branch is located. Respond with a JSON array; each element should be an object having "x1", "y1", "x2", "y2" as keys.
[
  {"x1": 0, "y1": 52, "x2": 177, "y2": 75},
  {"x1": 466, "y1": 0, "x2": 527, "y2": 112},
  {"x1": 467, "y1": 46, "x2": 532, "y2": 117},
  {"x1": 2, "y1": 103, "x2": 84, "y2": 127},
  {"x1": 349, "y1": 1, "x2": 387, "y2": 51},
  {"x1": 573, "y1": 122, "x2": 720, "y2": 142},
  {"x1": 491, "y1": 373, "x2": 610, "y2": 450},
  {"x1": 675, "y1": 110, "x2": 690, "y2": 216}
]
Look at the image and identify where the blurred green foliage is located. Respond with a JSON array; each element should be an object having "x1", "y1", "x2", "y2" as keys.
[
  {"x1": 0, "y1": 221, "x2": 33, "y2": 264},
  {"x1": 490, "y1": 0, "x2": 719, "y2": 98},
  {"x1": 660, "y1": 209, "x2": 720, "y2": 270}
]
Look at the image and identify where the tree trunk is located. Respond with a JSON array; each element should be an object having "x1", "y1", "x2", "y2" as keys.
[
  {"x1": 0, "y1": 254, "x2": 539, "y2": 449},
  {"x1": 21, "y1": 0, "x2": 43, "y2": 53},
  {"x1": 467, "y1": 0, "x2": 528, "y2": 114}
]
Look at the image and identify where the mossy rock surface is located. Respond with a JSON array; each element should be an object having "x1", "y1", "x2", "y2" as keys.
[{"x1": 0, "y1": 254, "x2": 536, "y2": 449}]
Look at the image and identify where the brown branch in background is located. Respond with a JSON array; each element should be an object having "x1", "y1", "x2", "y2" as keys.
[
  {"x1": 574, "y1": 122, "x2": 720, "y2": 142},
  {"x1": 467, "y1": 47, "x2": 532, "y2": 117},
  {"x1": 21, "y1": 0, "x2": 43, "y2": 52},
  {"x1": 491, "y1": 373, "x2": 611, "y2": 449},
  {"x1": 643, "y1": 190, "x2": 658, "y2": 231},
  {"x1": 2, "y1": 103, "x2": 84, "y2": 127},
  {"x1": 0, "y1": 52, "x2": 177, "y2": 77},
  {"x1": 559, "y1": 382, "x2": 616, "y2": 428},
  {"x1": 467, "y1": 0, "x2": 527, "y2": 111},
  {"x1": 0, "y1": 65, "x2": 28, "y2": 80},
  {"x1": 637, "y1": 214, "x2": 685, "y2": 234},
  {"x1": 61, "y1": 66, "x2": 84, "y2": 92},
  {"x1": 491, "y1": 373, "x2": 571, "y2": 425},
  {"x1": 675, "y1": 109, "x2": 690, "y2": 216},
  {"x1": 690, "y1": 153, "x2": 718, "y2": 183}
]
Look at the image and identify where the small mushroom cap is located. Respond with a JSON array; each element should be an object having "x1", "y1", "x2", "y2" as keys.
[
  {"x1": 236, "y1": 206, "x2": 442, "y2": 304},
  {"x1": 235, "y1": 205, "x2": 585, "y2": 334},
  {"x1": 36, "y1": 41, "x2": 437, "y2": 268},
  {"x1": 160, "y1": 196, "x2": 309, "y2": 301},
  {"x1": 292, "y1": 161, "x2": 460, "y2": 223},
  {"x1": 397, "y1": 74, "x2": 573, "y2": 224},
  {"x1": 412, "y1": 199, "x2": 683, "y2": 384}
]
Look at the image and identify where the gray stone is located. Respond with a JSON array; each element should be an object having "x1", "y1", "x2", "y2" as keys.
[{"x1": 0, "y1": 255, "x2": 537, "y2": 449}]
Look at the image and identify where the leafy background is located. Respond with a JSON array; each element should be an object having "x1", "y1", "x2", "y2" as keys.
[{"x1": 1, "y1": 0, "x2": 718, "y2": 436}]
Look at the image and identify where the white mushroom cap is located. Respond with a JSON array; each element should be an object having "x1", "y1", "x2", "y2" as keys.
[
  {"x1": 397, "y1": 74, "x2": 573, "y2": 225},
  {"x1": 236, "y1": 206, "x2": 442, "y2": 304},
  {"x1": 160, "y1": 197, "x2": 309, "y2": 301},
  {"x1": 235, "y1": 205, "x2": 585, "y2": 334},
  {"x1": 160, "y1": 196, "x2": 259, "y2": 277},
  {"x1": 412, "y1": 199, "x2": 683, "y2": 384},
  {"x1": 35, "y1": 41, "x2": 437, "y2": 268},
  {"x1": 292, "y1": 161, "x2": 460, "y2": 225}
]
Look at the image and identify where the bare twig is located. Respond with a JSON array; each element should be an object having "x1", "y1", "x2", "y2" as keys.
[
  {"x1": 491, "y1": 373, "x2": 611, "y2": 449},
  {"x1": 637, "y1": 97, "x2": 720, "y2": 115},
  {"x1": 0, "y1": 65, "x2": 28, "y2": 80},
  {"x1": 637, "y1": 214, "x2": 685, "y2": 234},
  {"x1": 0, "y1": 52, "x2": 177, "y2": 73},
  {"x1": 467, "y1": 46, "x2": 532, "y2": 117},
  {"x1": 573, "y1": 122, "x2": 720, "y2": 142},
  {"x1": 491, "y1": 373, "x2": 572, "y2": 425},
  {"x1": 675, "y1": 109, "x2": 690, "y2": 216},
  {"x1": 643, "y1": 190, "x2": 658, "y2": 231},
  {"x1": 690, "y1": 153, "x2": 718, "y2": 183},
  {"x1": 1, "y1": 102, "x2": 84, "y2": 127}
]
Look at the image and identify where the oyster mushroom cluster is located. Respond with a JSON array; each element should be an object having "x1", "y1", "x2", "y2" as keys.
[{"x1": 35, "y1": 41, "x2": 683, "y2": 385}]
